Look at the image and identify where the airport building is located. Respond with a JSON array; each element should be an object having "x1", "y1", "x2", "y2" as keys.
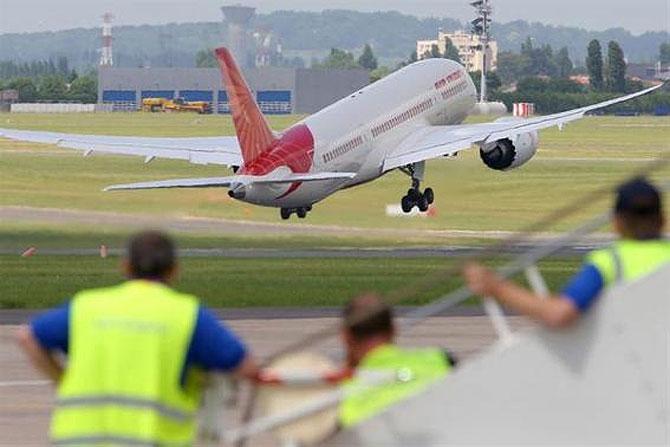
[
  {"x1": 96, "y1": 4, "x2": 369, "y2": 115},
  {"x1": 97, "y1": 66, "x2": 369, "y2": 114},
  {"x1": 417, "y1": 30, "x2": 498, "y2": 72}
]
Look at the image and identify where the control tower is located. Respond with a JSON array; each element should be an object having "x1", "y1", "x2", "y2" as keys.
[{"x1": 221, "y1": 5, "x2": 255, "y2": 68}]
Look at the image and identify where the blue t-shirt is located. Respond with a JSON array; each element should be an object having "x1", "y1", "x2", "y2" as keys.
[
  {"x1": 561, "y1": 263, "x2": 605, "y2": 312},
  {"x1": 31, "y1": 302, "x2": 247, "y2": 382}
]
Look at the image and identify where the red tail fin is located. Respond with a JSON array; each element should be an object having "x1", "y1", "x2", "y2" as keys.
[{"x1": 215, "y1": 47, "x2": 277, "y2": 165}]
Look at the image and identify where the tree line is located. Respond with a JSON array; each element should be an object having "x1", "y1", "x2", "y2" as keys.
[
  {"x1": 4, "y1": 39, "x2": 666, "y2": 111},
  {"x1": 2, "y1": 12, "x2": 667, "y2": 70},
  {"x1": 494, "y1": 77, "x2": 669, "y2": 115},
  {"x1": 0, "y1": 57, "x2": 98, "y2": 103},
  {"x1": 0, "y1": 57, "x2": 75, "y2": 80},
  {"x1": 310, "y1": 45, "x2": 397, "y2": 82},
  {"x1": 493, "y1": 39, "x2": 669, "y2": 113},
  {"x1": 310, "y1": 38, "x2": 668, "y2": 114}
]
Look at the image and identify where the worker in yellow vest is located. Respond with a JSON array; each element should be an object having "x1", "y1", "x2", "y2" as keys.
[
  {"x1": 464, "y1": 177, "x2": 669, "y2": 328},
  {"x1": 16, "y1": 231, "x2": 258, "y2": 446},
  {"x1": 338, "y1": 294, "x2": 456, "y2": 428}
]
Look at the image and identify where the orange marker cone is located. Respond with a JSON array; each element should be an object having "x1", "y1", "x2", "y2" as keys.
[
  {"x1": 427, "y1": 206, "x2": 438, "y2": 218},
  {"x1": 21, "y1": 247, "x2": 37, "y2": 257}
]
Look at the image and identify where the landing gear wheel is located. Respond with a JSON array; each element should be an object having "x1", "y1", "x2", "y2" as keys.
[
  {"x1": 399, "y1": 163, "x2": 434, "y2": 214},
  {"x1": 296, "y1": 208, "x2": 307, "y2": 219},
  {"x1": 424, "y1": 187, "x2": 434, "y2": 205},
  {"x1": 280, "y1": 208, "x2": 291, "y2": 220},
  {"x1": 417, "y1": 195, "x2": 430, "y2": 212},
  {"x1": 401, "y1": 196, "x2": 414, "y2": 213}
]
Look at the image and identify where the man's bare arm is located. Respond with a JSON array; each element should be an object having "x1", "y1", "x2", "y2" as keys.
[
  {"x1": 15, "y1": 325, "x2": 64, "y2": 383},
  {"x1": 234, "y1": 355, "x2": 260, "y2": 381},
  {"x1": 463, "y1": 263, "x2": 580, "y2": 328}
]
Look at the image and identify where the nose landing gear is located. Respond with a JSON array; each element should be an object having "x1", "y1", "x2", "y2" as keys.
[
  {"x1": 399, "y1": 162, "x2": 434, "y2": 213},
  {"x1": 280, "y1": 206, "x2": 312, "y2": 220}
]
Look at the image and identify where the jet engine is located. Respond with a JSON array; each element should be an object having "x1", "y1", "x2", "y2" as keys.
[{"x1": 479, "y1": 118, "x2": 539, "y2": 171}]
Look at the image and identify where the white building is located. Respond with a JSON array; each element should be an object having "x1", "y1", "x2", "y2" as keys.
[{"x1": 417, "y1": 30, "x2": 498, "y2": 72}]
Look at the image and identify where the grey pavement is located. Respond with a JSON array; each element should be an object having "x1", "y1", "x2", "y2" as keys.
[
  {"x1": 0, "y1": 315, "x2": 531, "y2": 446},
  {"x1": 0, "y1": 245, "x2": 595, "y2": 258},
  {"x1": 0, "y1": 205, "x2": 619, "y2": 241},
  {"x1": 0, "y1": 306, "x2": 496, "y2": 325}
]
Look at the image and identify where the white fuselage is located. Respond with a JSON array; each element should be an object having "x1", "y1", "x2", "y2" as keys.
[{"x1": 241, "y1": 58, "x2": 478, "y2": 208}]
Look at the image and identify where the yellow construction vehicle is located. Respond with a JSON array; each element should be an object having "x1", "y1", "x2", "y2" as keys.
[
  {"x1": 141, "y1": 97, "x2": 167, "y2": 112},
  {"x1": 141, "y1": 97, "x2": 212, "y2": 114}
]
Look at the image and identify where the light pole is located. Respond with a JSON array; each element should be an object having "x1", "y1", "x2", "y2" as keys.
[{"x1": 471, "y1": 0, "x2": 492, "y2": 103}]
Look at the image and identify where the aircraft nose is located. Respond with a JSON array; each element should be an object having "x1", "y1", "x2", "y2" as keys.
[{"x1": 228, "y1": 183, "x2": 246, "y2": 199}]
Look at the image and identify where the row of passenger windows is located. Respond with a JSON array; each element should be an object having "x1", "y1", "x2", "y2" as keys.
[
  {"x1": 323, "y1": 135, "x2": 365, "y2": 163},
  {"x1": 322, "y1": 96, "x2": 438, "y2": 164},
  {"x1": 371, "y1": 99, "x2": 433, "y2": 138},
  {"x1": 440, "y1": 79, "x2": 468, "y2": 100}
]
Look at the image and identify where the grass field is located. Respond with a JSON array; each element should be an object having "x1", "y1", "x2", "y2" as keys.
[
  {"x1": 1, "y1": 113, "x2": 669, "y2": 232},
  {"x1": 0, "y1": 222, "x2": 492, "y2": 251},
  {"x1": 0, "y1": 112, "x2": 666, "y2": 310},
  {"x1": 0, "y1": 254, "x2": 580, "y2": 309}
]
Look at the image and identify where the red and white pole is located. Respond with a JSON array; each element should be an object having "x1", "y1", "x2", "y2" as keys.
[
  {"x1": 100, "y1": 13, "x2": 114, "y2": 66},
  {"x1": 254, "y1": 368, "x2": 353, "y2": 386}
]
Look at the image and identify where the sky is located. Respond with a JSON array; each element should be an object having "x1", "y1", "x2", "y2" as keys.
[{"x1": 0, "y1": 0, "x2": 668, "y2": 35}]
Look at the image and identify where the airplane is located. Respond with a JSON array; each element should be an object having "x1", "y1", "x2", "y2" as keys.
[{"x1": 0, "y1": 47, "x2": 663, "y2": 220}]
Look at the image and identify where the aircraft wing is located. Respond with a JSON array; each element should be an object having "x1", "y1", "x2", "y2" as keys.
[
  {"x1": 383, "y1": 83, "x2": 664, "y2": 171},
  {"x1": 104, "y1": 171, "x2": 357, "y2": 191},
  {"x1": 0, "y1": 128, "x2": 243, "y2": 166}
]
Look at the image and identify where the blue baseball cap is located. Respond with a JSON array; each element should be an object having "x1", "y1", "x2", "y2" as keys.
[{"x1": 615, "y1": 177, "x2": 662, "y2": 216}]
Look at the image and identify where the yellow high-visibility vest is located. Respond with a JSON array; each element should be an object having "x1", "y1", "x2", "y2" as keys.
[
  {"x1": 51, "y1": 280, "x2": 203, "y2": 446},
  {"x1": 586, "y1": 239, "x2": 670, "y2": 286},
  {"x1": 338, "y1": 344, "x2": 450, "y2": 428}
]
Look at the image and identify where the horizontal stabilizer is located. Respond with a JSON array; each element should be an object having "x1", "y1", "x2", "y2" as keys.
[
  {"x1": 104, "y1": 177, "x2": 237, "y2": 191},
  {"x1": 104, "y1": 171, "x2": 356, "y2": 191}
]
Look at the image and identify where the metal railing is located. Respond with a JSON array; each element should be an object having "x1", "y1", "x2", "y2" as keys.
[{"x1": 222, "y1": 210, "x2": 614, "y2": 445}]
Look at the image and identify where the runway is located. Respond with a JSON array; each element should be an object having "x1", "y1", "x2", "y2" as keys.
[
  {"x1": 0, "y1": 315, "x2": 531, "y2": 445},
  {"x1": 0, "y1": 205, "x2": 618, "y2": 241},
  {"x1": 1, "y1": 205, "x2": 611, "y2": 262},
  {"x1": 0, "y1": 244, "x2": 597, "y2": 258}
]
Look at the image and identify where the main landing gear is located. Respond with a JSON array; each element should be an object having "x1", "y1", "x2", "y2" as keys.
[
  {"x1": 399, "y1": 162, "x2": 434, "y2": 213},
  {"x1": 280, "y1": 206, "x2": 312, "y2": 220}
]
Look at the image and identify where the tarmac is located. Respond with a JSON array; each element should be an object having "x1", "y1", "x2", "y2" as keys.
[
  {"x1": 0, "y1": 314, "x2": 531, "y2": 446},
  {"x1": 0, "y1": 245, "x2": 595, "y2": 258},
  {"x1": 1, "y1": 205, "x2": 609, "y2": 261},
  {"x1": 0, "y1": 306, "x2": 492, "y2": 326},
  {"x1": 0, "y1": 205, "x2": 618, "y2": 242}
]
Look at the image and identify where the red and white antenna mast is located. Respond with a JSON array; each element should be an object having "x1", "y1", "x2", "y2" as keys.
[{"x1": 100, "y1": 12, "x2": 114, "y2": 66}]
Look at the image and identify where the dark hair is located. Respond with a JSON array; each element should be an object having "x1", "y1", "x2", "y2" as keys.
[
  {"x1": 343, "y1": 294, "x2": 394, "y2": 341},
  {"x1": 614, "y1": 178, "x2": 664, "y2": 240},
  {"x1": 127, "y1": 231, "x2": 176, "y2": 280}
]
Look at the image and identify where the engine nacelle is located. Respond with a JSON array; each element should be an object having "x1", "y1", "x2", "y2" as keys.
[{"x1": 479, "y1": 118, "x2": 539, "y2": 171}]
